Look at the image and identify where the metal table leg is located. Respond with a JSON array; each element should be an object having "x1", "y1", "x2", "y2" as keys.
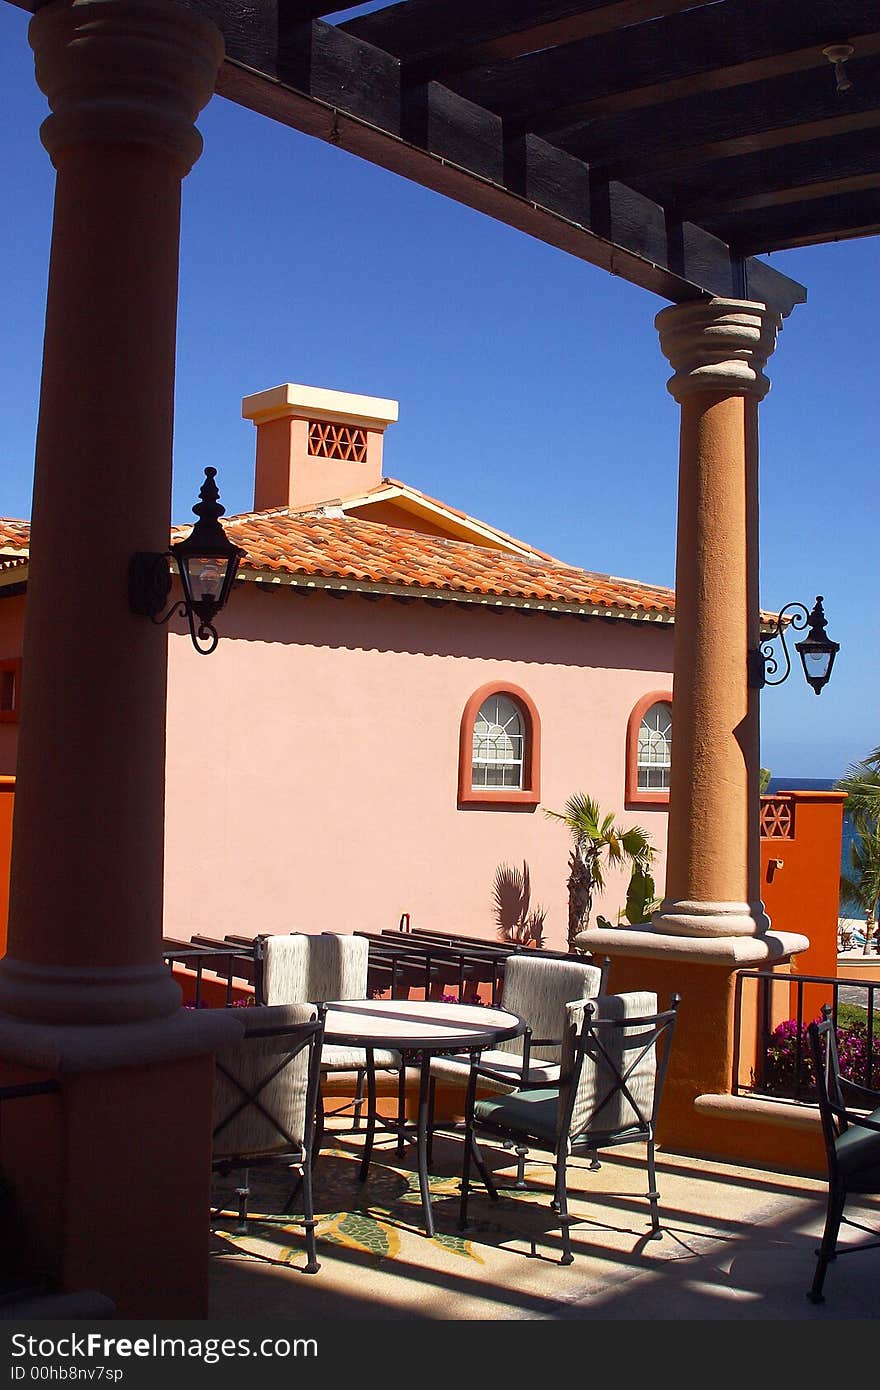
[{"x1": 415, "y1": 1050, "x2": 434, "y2": 1237}]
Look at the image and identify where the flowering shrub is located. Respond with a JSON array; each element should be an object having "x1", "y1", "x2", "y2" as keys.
[
  {"x1": 762, "y1": 1015, "x2": 880, "y2": 1099},
  {"x1": 183, "y1": 997, "x2": 253, "y2": 1009}
]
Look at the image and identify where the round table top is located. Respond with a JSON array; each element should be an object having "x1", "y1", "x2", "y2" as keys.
[{"x1": 322, "y1": 997, "x2": 525, "y2": 1051}]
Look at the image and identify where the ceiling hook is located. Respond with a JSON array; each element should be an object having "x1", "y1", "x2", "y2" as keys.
[{"x1": 822, "y1": 44, "x2": 855, "y2": 94}]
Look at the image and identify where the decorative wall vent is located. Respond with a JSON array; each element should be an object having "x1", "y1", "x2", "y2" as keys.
[
  {"x1": 308, "y1": 421, "x2": 368, "y2": 462},
  {"x1": 760, "y1": 796, "x2": 794, "y2": 840}
]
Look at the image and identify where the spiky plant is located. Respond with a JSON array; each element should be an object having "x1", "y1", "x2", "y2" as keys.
[{"x1": 544, "y1": 793, "x2": 653, "y2": 950}]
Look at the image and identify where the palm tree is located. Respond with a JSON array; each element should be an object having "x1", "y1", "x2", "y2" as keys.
[
  {"x1": 837, "y1": 747, "x2": 880, "y2": 954},
  {"x1": 840, "y1": 819, "x2": 880, "y2": 955},
  {"x1": 544, "y1": 793, "x2": 653, "y2": 951},
  {"x1": 835, "y1": 747, "x2": 880, "y2": 828}
]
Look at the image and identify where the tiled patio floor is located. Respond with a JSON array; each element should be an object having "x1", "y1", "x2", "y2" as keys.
[{"x1": 208, "y1": 1126, "x2": 880, "y2": 1320}]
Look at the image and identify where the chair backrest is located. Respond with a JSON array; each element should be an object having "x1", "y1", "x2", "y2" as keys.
[
  {"x1": 259, "y1": 933, "x2": 310, "y2": 1005},
  {"x1": 808, "y1": 1006, "x2": 850, "y2": 1167},
  {"x1": 212, "y1": 1002, "x2": 322, "y2": 1159},
  {"x1": 495, "y1": 955, "x2": 604, "y2": 1062},
  {"x1": 559, "y1": 991, "x2": 680, "y2": 1143},
  {"x1": 307, "y1": 932, "x2": 370, "y2": 1002}
]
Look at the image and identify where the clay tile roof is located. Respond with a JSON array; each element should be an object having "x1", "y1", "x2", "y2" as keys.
[
  {"x1": 0, "y1": 519, "x2": 32, "y2": 554},
  {"x1": 207, "y1": 509, "x2": 676, "y2": 617}
]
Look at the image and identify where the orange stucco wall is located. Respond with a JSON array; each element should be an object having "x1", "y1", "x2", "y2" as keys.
[{"x1": 760, "y1": 790, "x2": 845, "y2": 1022}]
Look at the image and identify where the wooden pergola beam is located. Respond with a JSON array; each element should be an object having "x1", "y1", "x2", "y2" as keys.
[
  {"x1": 448, "y1": 0, "x2": 877, "y2": 134},
  {"x1": 342, "y1": 0, "x2": 699, "y2": 79},
  {"x1": 209, "y1": 15, "x2": 803, "y2": 313},
  {"x1": 557, "y1": 58, "x2": 880, "y2": 178}
]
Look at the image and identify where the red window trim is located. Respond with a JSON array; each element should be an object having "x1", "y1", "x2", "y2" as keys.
[
  {"x1": 625, "y1": 690, "x2": 672, "y2": 808},
  {"x1": 458, "y1": 682, "x2": 541, "y2": 809},
  {"x1": 0, "y1": 657, "x2": 22, "y2": 725}
]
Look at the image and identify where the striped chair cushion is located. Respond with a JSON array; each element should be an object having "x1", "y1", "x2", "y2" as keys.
[
  {"x1": 563, "y1": 991, "x2": 658, "y2": 1142},
  {"x1": 430, "y1": 1048, "x2": 560, "y2": 1094},
  {"x1": 213, "y1": 1002, "x2": 317, "y2": 1159},
  {"x1": 495, "y1": 955, "x2": 603, "y2": 1063},
  {"x1": 261, "y1": 933, "x2": 310, "y2": 1005},
  {"x1": 307, "y1": 933, "x2": 370, "y2": 1003},
  {"x1": 321, "y1": 1043, "x2": 402, "y2": 1071}
]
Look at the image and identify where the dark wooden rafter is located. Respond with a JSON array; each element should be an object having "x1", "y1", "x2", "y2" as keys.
[
  {"x1": 186, "y1": 5, "x2": 805, "y2": 313},
  {"x1": 635, "y1": 128, "x2": 880, "y2": 221},
  {"x1": 703, "y1": 188, "x2": 880, "y2": 257},
  {"x1": 342, "y1": 0, "x2": 701, "y2": 79},
  {"x1": 13, "y1": 0, "x2": 880, "y2": 300},
  {"x1": 442, "y1": 0, "x2": 878, "y2": 134},
  {"x1": 557, "y1": 56, "x2": 880, "y2": 179}
]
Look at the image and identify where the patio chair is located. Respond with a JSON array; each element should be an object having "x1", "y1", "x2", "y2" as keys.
[
  {"x1": 307, "y1": 933, "x2": 406, "y2": 1151},
  {"x1": 260, "y1": 932, "x2": 405, "y2": 1146},
  {"x1": 428, "y1": 953, "x2": 609, "y2": 1181},
  {"x1": 211, "y1": 1002, "x2": 324, "y2": 1274},
  {"x1": 458, "y1": 990, "x2": 680, "y2": 1264},
  {"x1": 806, "y1": 1004, "x2": 880, "y2": 1304}
]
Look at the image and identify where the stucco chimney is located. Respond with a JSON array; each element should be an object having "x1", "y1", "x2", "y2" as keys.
[{"x1": 241, "y1": 382, "x2": 399, "y2": 511}]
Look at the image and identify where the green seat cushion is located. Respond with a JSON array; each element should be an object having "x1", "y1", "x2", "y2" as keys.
[
  {"x1": 836, "y1": 1106, "x2": 880, "y2": 1188},
  {"x1": 474, "y1": 1088, "x2": 559, "y2": 1143}
]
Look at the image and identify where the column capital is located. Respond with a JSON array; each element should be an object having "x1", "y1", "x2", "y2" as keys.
[
  {"x1": 655, "y1": 297, "x2": 782, "y2": 403},
  {"x1": 29, "y1": 0, "x2": 224, "y2": 175}
]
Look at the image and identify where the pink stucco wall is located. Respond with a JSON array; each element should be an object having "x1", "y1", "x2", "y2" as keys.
[{"x1": 163, "y1": 585, "x2": 673, "y2": 952}]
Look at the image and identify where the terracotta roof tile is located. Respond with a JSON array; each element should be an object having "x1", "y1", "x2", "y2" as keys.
[
  {"x1": 211, "y1": 510, "x2": 675, "y2": 616},
  {"x1": 0, "y1": 519, "x2": 31, "y2": 553},
  {"x1": 0, "y1": 510, "x2": 675, "y2": 618}
]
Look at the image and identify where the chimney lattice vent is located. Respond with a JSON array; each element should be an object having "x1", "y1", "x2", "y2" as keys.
[{"x1": 308, "y1": 420, "x2": 368, "y2": 462}]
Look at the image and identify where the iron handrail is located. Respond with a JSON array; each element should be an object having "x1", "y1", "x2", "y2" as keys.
[{"x1": 733, "y1": 968, "x2": 880, "y2": 1102}]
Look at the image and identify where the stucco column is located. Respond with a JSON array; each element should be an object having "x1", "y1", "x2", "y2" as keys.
[
  {"x1": 578, "y1": 299, "x2": 810, "y2": 1163},
  {"x1": 652, "y1": 298, "x2": 780, "y2": 939},
  {"x1": 0, "y1": 0, "x2": 224, "y2": 1023},
  {"x1": 0, "y1": 1, "x2": 244, "y2": 1318}
]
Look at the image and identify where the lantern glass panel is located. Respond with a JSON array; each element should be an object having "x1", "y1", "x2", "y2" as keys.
[
  {"x1": 802, "y1": 649, "x2": 832, "y2": 680},
  {"x1": 185, "y1": 554, "x2": 227, "y2": 604}
]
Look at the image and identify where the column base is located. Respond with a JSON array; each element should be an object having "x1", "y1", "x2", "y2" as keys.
[
  {"x1": 0, "y1": 955, "x2": 182, "y2": 1025},
  {"x1": 576, "y1": 924, "x2": 809, "y2": 964},
  {"x1": 651, "y1": 898, "x2": 771, "y2": 938},
  {"x1": 573, "y1": 924, "x2": 810, "y2": 1159},
  {"x1": 0, "y1": 1007, "x2": 243, "y2": 1317}
]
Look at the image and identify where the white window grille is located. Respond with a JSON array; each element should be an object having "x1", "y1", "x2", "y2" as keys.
[
  {"x1": 637, "y1": 701, "x2": 672, "y2": 791},
  {"x1": 472, "y1": 694, "x2": 524, "y2": 790}
]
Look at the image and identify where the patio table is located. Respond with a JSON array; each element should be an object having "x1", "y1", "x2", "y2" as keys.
[{"x1": 323, "y1": 997, "x2": 525, "y2": 1237}]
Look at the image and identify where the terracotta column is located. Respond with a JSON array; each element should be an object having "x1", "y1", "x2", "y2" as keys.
[
  {"x1": 652, "y1": 298, "x2": 779, "y2": 939},
  {"x1": 0, "y1": 0, "x2": 243, "y2": 1317},
  {"x1": 580, "y1": 299, "x2": 811, "y2": 1165},
  {"x1": 0, "y1": 0, "x2": 224, "y2": 1023}
]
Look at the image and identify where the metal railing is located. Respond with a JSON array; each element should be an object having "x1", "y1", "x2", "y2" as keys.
[
  {"x1": 733, "y1": 969, "x2": 880, "y2": 1102},
  {"x1": 162, "y1": 929, "x2": 609, "y2": 1008},
  {"x1": 162, "y1": 938, "x2": 256, "y2": 1007}
]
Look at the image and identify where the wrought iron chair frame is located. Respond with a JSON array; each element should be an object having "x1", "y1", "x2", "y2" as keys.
[
  {"x1": 807, "y1": 1003, "x2": 880, "y2": 1304},
  {"x1": 211, "y1": 1005, "x2": 325, "y2": 1274},
  {"x1": 458, "y1": 993, "x2": 680, "y2": 1264}
]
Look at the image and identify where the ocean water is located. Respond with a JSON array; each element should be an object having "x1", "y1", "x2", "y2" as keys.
[{"x1": 765, "y1": 777, "x2": 854, "y2": 918}]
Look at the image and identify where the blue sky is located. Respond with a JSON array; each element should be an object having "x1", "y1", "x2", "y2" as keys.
[{"x1": 1, "y1": 5, "x2": 876, "y2": 779}]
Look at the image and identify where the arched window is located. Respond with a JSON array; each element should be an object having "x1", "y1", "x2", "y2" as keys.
[
  {"x1": 0, "y1": 658, "x2": 21, "y2": 725},
  {"x1": 458, "y1": 683, "x2": 540, "y2": 807},
  {"x1": 625, "y1": 692, "x2": 673, "y2": 807},
  {"x1": 472, "y1": 693, "x2": 524, "y2": 789}
]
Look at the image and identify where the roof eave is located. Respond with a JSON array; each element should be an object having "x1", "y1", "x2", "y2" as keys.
[{"x1": 235, "y1": 566, "x2": 674, "y2": 624}]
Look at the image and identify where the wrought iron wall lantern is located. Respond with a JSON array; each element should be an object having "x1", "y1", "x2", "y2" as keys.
[
  {"x1": 747, "y1": 595, "x2": 840, "y2": 696},
  {"x1": 129, "y1": 467, "x2": 245, "y2": 655}
]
